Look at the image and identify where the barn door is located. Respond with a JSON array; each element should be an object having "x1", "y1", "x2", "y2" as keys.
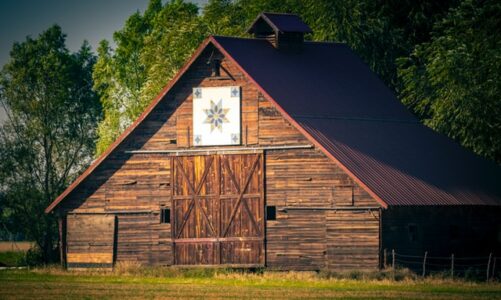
[
  {"x1": 66, "y1": 214, "x2": 116, "y2": 269},
  {"x1": 172, "y1": 155, "x2": 219, "y2": 264},
  {"x1": 172, "y1": 153, "x2": 264, "y2": 266},
  {"x1": 219, "y1": 154, "x2": 264, "y2": 265}
]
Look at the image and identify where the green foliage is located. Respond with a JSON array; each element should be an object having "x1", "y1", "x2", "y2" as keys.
[
  {"x1": 92, "y1": 0, "x2": 162, "y2": 155},
  {"x1": 93, "y1": 0, "x2": 201, "y2": 155},
  {"x1": 93, "y1": 0, "x2": 498, "y2": 162},
  {"x1": 398, "y1": 0, "x2": 501, "y2": 162},
  {"x1": 0, "y1": 251, "x2": 26, "y2": 267},
  {"x1": 140, "y1": 0, "x2": 205, "y2": 107},
  {"x1": 0, "y1": 25, "x2": 102, "y2": 262}
]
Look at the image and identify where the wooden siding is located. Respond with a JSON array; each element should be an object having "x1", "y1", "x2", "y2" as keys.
[
  {"x1": 265, "y1": 149, "x2": 380, "y2": 270},
  {"x1": 326, "y1": 210, "x2": 380, "y2": 270},
  {"x1": 59, "y1": 45, "x2": 382, "y2": 270}
]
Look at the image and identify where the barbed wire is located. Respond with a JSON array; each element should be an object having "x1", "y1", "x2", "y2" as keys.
[{"x1": 384, "y1": 249, "x2": 499, "y2": 281}]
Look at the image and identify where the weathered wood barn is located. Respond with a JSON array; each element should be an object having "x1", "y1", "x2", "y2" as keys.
[{"x1": 46, "y1": 13, "x2": 501, "y2": 270}]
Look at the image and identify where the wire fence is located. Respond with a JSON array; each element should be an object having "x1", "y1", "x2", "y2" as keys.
[{"x1": 383, "y1": 249, "x2": 499, "y2": 281}]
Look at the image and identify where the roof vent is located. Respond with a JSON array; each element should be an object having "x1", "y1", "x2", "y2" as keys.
[{"x1": 247, "y1": 12, "x2": 312, "y2": 52}]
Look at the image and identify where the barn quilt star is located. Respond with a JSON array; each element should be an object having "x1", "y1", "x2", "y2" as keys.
[{"x1": 203, "y1": 99, "x2": 230, "y2": 132}]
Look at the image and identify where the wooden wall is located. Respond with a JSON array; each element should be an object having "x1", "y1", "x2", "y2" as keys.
[
  {"x1": 382, "y1": 206, "x2": 501, "y2": 260},
  {"x1": 265, "y1": 149, "x2": 380, "y2": 270},
  {"x1": 57, "y1": 45, "x2": 382, "y2": 270}
]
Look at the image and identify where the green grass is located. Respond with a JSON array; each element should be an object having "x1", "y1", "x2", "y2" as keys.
[
  {"x1": 0, "y1": 267, "x2": 500, "y2": 299},
  {"x1": 0, "y1": 251, "x2": 26, "y2": 267}
]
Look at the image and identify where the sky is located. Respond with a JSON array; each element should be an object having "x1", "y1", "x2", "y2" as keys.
[{"x1": 0, "y1": 0, "x2": 208, "y2": 123}]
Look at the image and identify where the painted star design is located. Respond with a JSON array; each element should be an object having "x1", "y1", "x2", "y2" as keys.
[{"x1": 203, "y1": 99, "x2": 230, "y2": 132}]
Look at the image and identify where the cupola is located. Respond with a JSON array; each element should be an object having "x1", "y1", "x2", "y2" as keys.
[{"x1": 247, "y1": 12, "x2": 312, "y2": 51}]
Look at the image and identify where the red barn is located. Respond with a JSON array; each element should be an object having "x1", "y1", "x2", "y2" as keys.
[{"x1": 46, "y1": 13, "x2": 501, "y2": 270}]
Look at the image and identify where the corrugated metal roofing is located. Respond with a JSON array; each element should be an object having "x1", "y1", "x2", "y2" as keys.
[
  {"x1": 213, "y1": 36, "x2": 501, "y2": 206},
  {"x1": 248, "y1": 12, "x2": 313, "y2": 34}
]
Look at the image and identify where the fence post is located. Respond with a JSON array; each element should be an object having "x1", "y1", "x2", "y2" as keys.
[
  {"x1": 422, "y1": 251, "x2": 428, "y2": 277},
  {"x1": 487, "y1": 253, "x2": 492, "y2": 282},
  {"x1": 451, "y1": 254, "x2": 454, "y2": 280},
  {"x1": 392, "y1": 249, "x2": 395, "y2": 269},
  {"x1": 384, "y1": 249, "x2": 387, "y2": 268},
  {"x1": 392, "y1": 249, "x2": 395, "y2": 280},
  {"x1": 492, "y1": 257, "x2": 497, "y2": 280}
]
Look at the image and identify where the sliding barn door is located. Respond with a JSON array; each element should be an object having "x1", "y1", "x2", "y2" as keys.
[
  {"x1": 172, "y1": 153, "x2": 264, "y2": 266},
  {"x1": 172, "y1": 155, "x2": 219, "y2": 264},
  {"x1": 219, "y1": 154, "x2": 264, "y2": 265}
]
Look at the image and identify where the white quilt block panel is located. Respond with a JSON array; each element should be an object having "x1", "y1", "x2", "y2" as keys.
[{"x1": 192, "y1": 86, "x2": 241, "y2": 146}]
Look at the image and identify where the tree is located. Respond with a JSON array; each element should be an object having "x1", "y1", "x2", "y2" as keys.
[
  {"x1": 140, "y1": 0, "x2": 204, "y2": 106},
  {"x1": 0, "y1": 25, "x2": 102, "y2": 262},
  {"x1": 93, "y1": 0, "x2": 163, "y2": 155},
  {"x1": 93, "y1": 0, "x2": 202, "y2": 155},
  {"x1": 398, "y1": 0, "x2": 501, "y2": 162}
]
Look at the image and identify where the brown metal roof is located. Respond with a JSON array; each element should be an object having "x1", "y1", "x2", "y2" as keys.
[
  {"x1": 212, "y1": 36, "x2": 501, "y2": 206},
  {"x1": 46, "y1": 35, "x2": 501, "y2": 213}
]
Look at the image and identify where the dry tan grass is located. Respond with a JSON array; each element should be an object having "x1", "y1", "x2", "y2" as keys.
[
  {"x1": 113, "y1": 260, "x2": 143, "y2": 274},
  {"x1": 0, "y1": 241, "x2": 33, "y2": 252},
  {"x1": 24, "y1": 264, "x2": 499, "y2": 288},
  {"x1": 1, "y1": 268, "x2": 500, "y2": 300},
  {"x1": 215, "y1": 270, "x2": 319, "y2": 281}
]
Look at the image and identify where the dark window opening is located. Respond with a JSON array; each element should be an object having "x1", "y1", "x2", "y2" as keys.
[
  {"x1": 211, "y1": 59, "x2": 221, "y2": 77},
  {"x1": 266, "y1": 206, "x2": 276, "y2": 221},
  {"x1": 161, "y1": 208, "x2": 170, "y2": 224},
  {"x1": 408, "y1": 224, "x2": 418, "y2": 242}
]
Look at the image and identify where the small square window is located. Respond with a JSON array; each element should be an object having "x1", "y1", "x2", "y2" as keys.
[
  {"x1": 160, "y1": 208, "x2": 170, "y2": 224},
  {"x1": 266, "y1": 206, "x2": 276, "y2": 221}
]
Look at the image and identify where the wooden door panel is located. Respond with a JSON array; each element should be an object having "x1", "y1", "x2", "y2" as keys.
[
  {"x1": 220, "y1": 155, "x2": 262, "y2": 195},
  {"x1": 172, "y1": 156, "x2": 194, "y2": 196},
  {"x1": 174, "y1": 200, "x2": 217, "y2": 239},
  {"x1": 220, "y1": 241, "x2": 264, "y2": 265},
  {"x1": 172, "y1": 153, "x2": 264, "y2": 266},
  {"x1": 173, "y1": 156, "x2": 217, "y2": 196},
  {"x1": 175, "y1": 243, "x2": 218, "y2": 265},
  {"x1": 172, "y1": 155, "x2": 218, "y2": 240},
  {"x1": 220, "y1": 197, "x2": 262, "y2": 237},
  {"x1": 66, "y1": 214, "x2": 115, "y2": 269},
  {"x1": 193, "y1": 156, "x2": 218, "y2": 196}
]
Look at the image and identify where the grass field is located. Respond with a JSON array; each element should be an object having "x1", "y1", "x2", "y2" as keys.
[
  {"x1": 0, "y1": 251, "x2": 26, "y2": 267},
  {"x1": 0, "y1": 242, "x2": 32, "y2": 267},
  {"x1": 0, "y1": 267, "x2": 500, "y2": 299}
]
